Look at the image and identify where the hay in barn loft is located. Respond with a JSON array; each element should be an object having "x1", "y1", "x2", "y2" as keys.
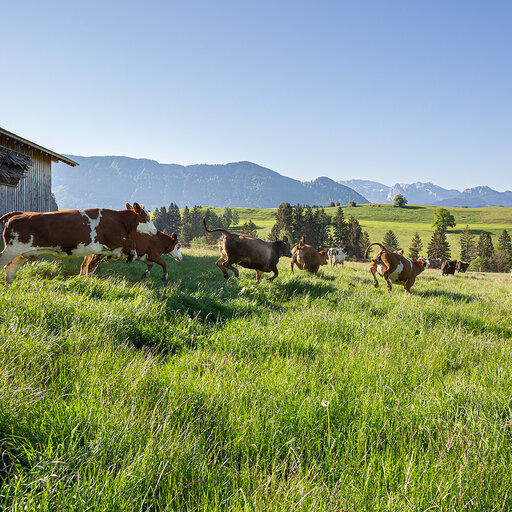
[{"x1": 0, "y1": 147, "x2": 32, "y2": 186}]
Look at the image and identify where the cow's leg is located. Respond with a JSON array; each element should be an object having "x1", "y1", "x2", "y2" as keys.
[
  {"x1": 148, "y1": 253, "x2": 167, "y2": 280},
  {"x1": 223, "y1": 260, "x2": 239, "y2": 279},
  {"x1": 215, "y1": 257, "x2": 229, "y2": 279},
  {"x1": 404, "y1": 276, "x2": 415, "y2": 294},
  {"x1": 382, "y1": 269, "x2": 394, "y2": 292},
  {"x1": 4, "y1": 256, "x2": 27, "y2": 284},
  {"x1": 369, "y1": 262, "x2": 379, "y2": 288},
  {"x1": 266, "y1": 265, "x2": 279, "y2": 281},
  {"x1": 141, "y1": 263, "x2": 154, "y2": 279}
]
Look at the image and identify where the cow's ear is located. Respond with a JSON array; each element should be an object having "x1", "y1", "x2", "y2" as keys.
[
  {"x1": 171, "y1": 232, "x2": 177, "y2": 241},
  {"x1": 282, "y1": 236, "x2": 288, "y2": 243}
]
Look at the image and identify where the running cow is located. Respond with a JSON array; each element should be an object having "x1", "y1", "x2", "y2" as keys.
[
  {"x1": 203, "y1": 218, "x2": 292, "y2": 282},
  {"x1": 364, "y1": 242, "x2": 428, "y2": 294},
  {"x1": 291, "y1": 237, "x2": 328, "y2": 274},
  {"x1": 327, "y1": 247, "x2": 347, "y2": 268},
  {"x1": 80, "y1": 230, "x2": 183, "y2": 280},
  {"x1": 0, "y1": 203, "x2": 156, "y2": 284}
]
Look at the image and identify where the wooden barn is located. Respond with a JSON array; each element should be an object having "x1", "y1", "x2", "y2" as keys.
[{"x1": 0, "y1": 127, "x2": 78, "y2": 217}]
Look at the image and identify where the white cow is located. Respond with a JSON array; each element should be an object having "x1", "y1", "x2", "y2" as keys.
[{"x1": 327, "y1": 247, "x2": 347, "y2": 268}]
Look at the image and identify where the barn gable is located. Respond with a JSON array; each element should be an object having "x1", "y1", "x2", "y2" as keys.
[{"x1": 0, "y1": 128, "x2": 78, "y2": 217}]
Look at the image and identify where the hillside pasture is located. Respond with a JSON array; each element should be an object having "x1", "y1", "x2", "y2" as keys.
[
  {"x1": 1, "y1": 250, "x2": 512, "y2": 510},
  {"x1": 212, "y1": 204, "x2": 512, "y2": 259}
]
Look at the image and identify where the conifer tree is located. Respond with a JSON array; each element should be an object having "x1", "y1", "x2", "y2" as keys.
[
  {"x1": 346, "y1": 216, "x2": 363, "y2": 258},
  {"x1": 180, "y1": 206, "x2": 193, "y2": 244},
  {"x1": 427, "y1": 229, "x2": 451, "y2": 260},
  {"x1": 477, "y1": 231, "x2": 494, "y2": 258},
  {"x1": 332, "y1": 206, "x2": 348, "y2": 248},
  {"x1": 459, "y1": 225, "x2": 477, "y2": 261},
  {"x1": 360, "y1": 231, "x2": 371, "y2": 257},
  {"x1": 242, "y1": 220, "x2": 258, "y2": 236},
  {"x1": 291, "y1": 204, "x2": 304, "y2": 244},
  {"x1": 383, "y1": 230, "x2": 400, "y2": 252},
  {"x1": 408, "y1": 232, "x2": 423, "y2": 259}
]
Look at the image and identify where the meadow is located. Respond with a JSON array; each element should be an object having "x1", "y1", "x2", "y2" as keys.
[
  {"x1": 211, "y1": 204, "x2": 512, "y2": 258},
  {"x1": 1, "y1": 249, "x2": 512, "y2": 511}
]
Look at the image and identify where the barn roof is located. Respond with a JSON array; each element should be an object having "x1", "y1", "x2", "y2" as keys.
[{"x1": 0, "y1": 127, "x2": 79, "y2": 167}]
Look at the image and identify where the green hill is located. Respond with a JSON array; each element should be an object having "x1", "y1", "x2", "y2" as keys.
[{"x1": 207, "y1": 204, "x2": 512, "y2": 258}]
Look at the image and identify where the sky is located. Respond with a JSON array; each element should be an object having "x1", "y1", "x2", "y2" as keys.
[{"x1": 2, "y1": 0, "x2": 511, "y2": 191}]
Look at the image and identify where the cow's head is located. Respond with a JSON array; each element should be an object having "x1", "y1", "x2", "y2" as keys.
[
  {"x1": 168, "y1": 232, "x2": 183, "y2": 261},
  {"x1": 127, "y1": 202, "x2": 157, "y2": 235},
  {"x1": 278, "y1": 235, "x2": 292, "y2": 257},
  {"x1": 415, "y1": 257, "x2": 428, "y2": 272}
]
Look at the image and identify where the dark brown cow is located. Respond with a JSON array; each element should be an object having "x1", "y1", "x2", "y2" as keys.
[
  {"x1": 0, "y1": 203, "x2": 156, "y2": 284},
  {"x1": 203, "y1": 218, "x2": 291, "y2": 282},
  {"x1": 456, "y1": 260, "x2": 470, "y2": 273},
  {"x1": 441, "y1": 260, "x2": 457, "y2": 276},
  {"x1": 291, "y1": 237, "x2": 328, "y2": 274},
  {"x1": 364, "y1": 242, "x2": 428, "y2": 293},
  {"x1": 80, "y1": 230, "x2": 182, "y2": 280}
]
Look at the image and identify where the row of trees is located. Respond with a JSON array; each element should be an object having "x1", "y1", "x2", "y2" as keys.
[{"x1": 269, "y1": 203, "x2": 370, "y2": 258}]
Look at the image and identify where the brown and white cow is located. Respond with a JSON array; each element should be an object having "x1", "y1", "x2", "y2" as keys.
[
  {"x1": 291, "y1": 237, "x2": 328, "y2": 274},
  {"x1": 364, "y1": 242, "x2": 428, "y2": 293},
  {"x1": 203, "y1": 218, "x2": 292, "y2": 283},
  {"x1": 80, "y1": 230, "x2": 183, "y2": 280},
  {"x1": 0, "y1": 203, "x2": 156, "y2": 284},
  {"x1": 327, "y1": 247, "x2": 347, "y2": 268}
]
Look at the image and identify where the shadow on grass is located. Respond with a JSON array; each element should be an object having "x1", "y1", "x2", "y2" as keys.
[{"x1": 416, "y1": 289, "x2": 477, "y2": 303}]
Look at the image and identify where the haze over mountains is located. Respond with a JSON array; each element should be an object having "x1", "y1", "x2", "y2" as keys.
[
  {"x1": 52, "y1": 155, "x2": 512, "y2": 209},
  {"x1": 52, "y1": 156, "x2": 367, "y2": 210}
]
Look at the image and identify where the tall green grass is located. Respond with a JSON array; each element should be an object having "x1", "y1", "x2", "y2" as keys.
[{"x1": 1, "y1": 252, "x2": 512, "y2": 510}]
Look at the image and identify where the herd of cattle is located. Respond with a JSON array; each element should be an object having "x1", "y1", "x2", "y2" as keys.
[{"x1": 0, "y1": 205, "x2": 474, "y2": 292}]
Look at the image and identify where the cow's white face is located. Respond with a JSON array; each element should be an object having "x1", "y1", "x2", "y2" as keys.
[
  {"x1": 137, "y1": 219, "x2": 157, "y2": 235},
  {"x1": 170, "y1": 244, "x2": 183, "y2": 261}
]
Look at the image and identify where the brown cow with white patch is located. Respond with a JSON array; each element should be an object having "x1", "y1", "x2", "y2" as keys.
[
  {"x1": 80, "y1": 230, "x2": 182, "y2": 280},
  {"x1": 0, "y1": 203, "x2": 156, "y2": 284},
  {"x1": 203, "y1": 218, "x2": 291, "y2": 283},
  {"x1": 364, "y1": 242, "x2": 428, "y2": 294},
  {"x1": 291, "y1": 237, "x2": 328, "y2": 274}
]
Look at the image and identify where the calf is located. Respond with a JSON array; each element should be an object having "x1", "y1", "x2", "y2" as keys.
[
  {"x1": 327, "y1": 247, "x2": 347, "y2": 268},
  {"x1": 0, "y1": 203, "x2": 156, "y2": 284},
  {"x1": 456, "y1": 260, "x2": 470, "y2": 273},
  {"x1": 441, "y1": 260, "x2": 457, "y2": 276},
  {"x1": 291, "y1": 237, "x2": 328, "y2": 274},
  {"x1": 80, "y1": 230, "x2": 182, "y2": 280},
  {"x1": 364, "y1": 242, "x2": 428, "y2": 293},
  {"x1": 204, "y1": 218, "x2": 291, "y2": 282}
]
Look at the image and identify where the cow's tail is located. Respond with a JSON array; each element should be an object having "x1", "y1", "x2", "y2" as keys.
[
  {"x1": 203, "y1": 217, "x2": 230, "y2": 235},
  {"x1": 363, "y1": 242, "x2": 388, "y2": 259},
  {"x1": 0, "y1": 211, "x2": 23, "y2": 226}
]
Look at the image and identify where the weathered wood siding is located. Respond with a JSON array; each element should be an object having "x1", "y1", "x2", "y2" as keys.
[{"x1": 0, "y1": 134, "x2": 53, "y2": 217}]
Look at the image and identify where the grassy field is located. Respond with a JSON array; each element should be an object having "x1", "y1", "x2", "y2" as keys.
[
  {"x1": 212, "y1": 204, "x2": 512, "y2": 258},
  {"x1": 1, "y1": 250, "x2": 512, "y2": 510}
]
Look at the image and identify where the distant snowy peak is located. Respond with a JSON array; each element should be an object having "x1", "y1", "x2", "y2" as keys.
[{"x1": 338, "y1": 179, "x2": 512, "y2": 206}]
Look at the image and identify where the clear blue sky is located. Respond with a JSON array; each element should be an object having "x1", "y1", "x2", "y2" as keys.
[{"x1": 2, "y1": 1, "x2": 511, "y2": 191}]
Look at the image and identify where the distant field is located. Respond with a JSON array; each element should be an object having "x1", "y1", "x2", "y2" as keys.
[
  {"x1": 1, "y1": 251, "x2": 512, "y2": 510},
  {"x1": 204, "y1": 204, "x2": 512, "y2": 258}
]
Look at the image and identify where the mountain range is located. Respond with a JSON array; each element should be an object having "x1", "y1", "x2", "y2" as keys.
[
  {"x1": 52, "y1": 156, "x2": 367, "y2": 210},
  {"x1": 52, "y1": 155, "x2": 512, "y2": 209},
  {"x1": 339, "y1": 179, "x2": 512, "y2": 207}
]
